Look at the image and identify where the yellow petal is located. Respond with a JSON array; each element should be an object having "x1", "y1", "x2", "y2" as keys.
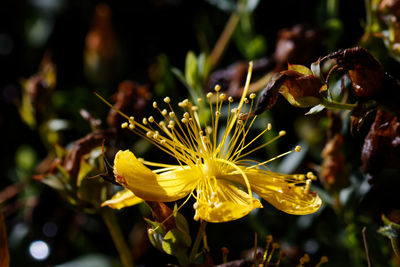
[
  {"x1": 196, "y1": 179, "x2": 262, "y2": 223},
  {"x1": 113, "y1": 150, "x2": 198, "y2": 202},
  {"x1": 222, "y1": 168, "x2": 322, "y2": 215},
  {"x1": 101, "y1": 188, "x2": 143, "y2": 209}
]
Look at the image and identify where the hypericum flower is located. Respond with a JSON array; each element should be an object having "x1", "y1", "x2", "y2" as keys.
[{"x1": 100, "y1": 62, "x2": 321, "y2": 223}]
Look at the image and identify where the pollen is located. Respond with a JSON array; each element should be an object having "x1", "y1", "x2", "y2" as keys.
[
  {"x1": 279, "y1": 130, "x2": 286, "y2": 136},
  {"x1": 249, "y1": 93, "x2": 256, "y2": 99},
  {"x1": 161, "y1": 109, "x2": 167, "y2": 116},
  {"x1": 153, "y1": 101, "x2": 157, "y2": 108},
  {"x1": 121, "y1": 122, "x2": 128, "y2": 128},
  {"x1": 214, "y1": 84, "x2": 221, "y2": 92},
  {"x1": 142, "y1": 118, "x2": 148, "y2": 125},
  {"x1": 148, "y1": 116, "x2": 155, "y2": 123},
  {"x1": 163, "y1": 96, "x2": 171, "y2": 103},
  {"x1": 129, "y1": 123, "x2": 135, "y2": 130},
  {"x1": 206, "y1": 92, "x2": 213, "y2": 98},
  {"x1": 295, "y1": 146, "x2": 302, "y2": 152}
]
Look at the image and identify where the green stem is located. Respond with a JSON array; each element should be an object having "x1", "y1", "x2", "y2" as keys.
[
  {"x1": 101, "y1": 207, "x2": 134, "y2": 267},
  {"x1": 189, "y1": 220, "x2": 208, "y2": 263},
  {"x1": 322, "y1": 99, "x2": 356, "y2": 110},
  {"x1": 391, "y1": 237, "x2": 400, "y2": 257},
  {"x1": 209, "y1": 12, "x2": 240, "y2": 69}
]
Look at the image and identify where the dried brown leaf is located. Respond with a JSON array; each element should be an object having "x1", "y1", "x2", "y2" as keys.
[
  {"x1": 107, "y1": 81, "x2": 151, "y2": 129},
  {"x1": 361, "y1": 109, "x2": 400, "y2": 175}
]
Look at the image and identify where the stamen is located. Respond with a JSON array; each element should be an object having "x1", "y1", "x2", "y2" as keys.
[
  {"x1": 249, "y1": 93, "x2": 256, "y2": 99},
  {"x1": 142, "y1": 118, "x2": 148, "y2": 125},
  {"x1": 295, "y1": 145, "x2": 302, "y2": 152},
  {"x1": 148, "y1": 116, "x2": 155, "y2": 123},
  {"x1": 163, "y1": 96, "x2": 171, "y2": 103},
  {"x1": 129, "y1": 123, "x2": 135, "y2": 130},
  {"x1": 161, "y1": 109, "x2": 167, "y2": 116},
  {"x1": 228, "y1": 96, "x2": 234, "y2": 102},
  {"x1": 214, "y1": 84, "x2": 221, "y2": 92},
  {"x1": 206, "y1": 92, "x2": 213, "y2": 99},
  {"x1": 279, "y1": 130, "x2": 286, "y2": 136},
  {"x1": 153, "y1": 101, "x2": 158, "y2": 108},
  {"x1": 121, "y1": 122, "x2": 128, "y2": 128}
]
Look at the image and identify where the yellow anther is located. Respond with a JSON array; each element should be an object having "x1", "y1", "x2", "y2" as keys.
[
  {"x1": 169, "y1": 111, "x2": 175, "y2": 117},
  {"x1": 220, "y1": 93, "x2": 226, "y2": 100},
  {"x1": 129, "y1": 116, "x2": 135, "y2": 122},
  {"x1": 146, "y1": 131, "x2": 154, "y2": 138},
  {"x1": 181, "y1": 118, "x2": 188, "y2": 124},
  {"x1": 129, "y1": 123, "x2": 135, "y2": 130},
  {"x1": 183, "y1": 112, "x2": 189, "y2": 119},
  {"x1": 228, "y1": 96, "x2": 234, "y2": 102},
  {"x1": 306, "y1": 172, "x2": 316, "y2": 180},
  {"x1": 153, "y1": 131, "x2": 159, "y2": 139},
  {"x1": 279, "y1": 130, "x2": 286, "y2": 136},
  {"x1": 267, "y1": 123, "x2": 272, "y2": 130},
  {"x1": 148, "y1": 228, "x2": 155, "y2": 235},
  {"x1": 215, "y1": 111, "x2": 221, "y2": 117},
  {"x1": 295, "y1": 146, "x2": 302, "y2": 152},
  {"x1": 244, "y1": 98, "x2": 249, "y2": 104},
  {"x1": 148, "y1": 116, "x2": 155, "y2": 123},
  {"x1": 153, "y1": 101, "x2": 157, "y2": 108},
  {"x1": 142, "y1": 118, "x2": 148, "y2": 125},
  {"x1": 193, "y1": 212, "x2": 200, "y2": 221},
  {"x1": 206, "y1": 92, "x2": 213, "y2": 98},
  {"x1": 159, "y1": 121, "x2": 166, "y2": 127},
  {"x1": 206, "y1": 126, "x2": 212, "y2": 134},
  {"x1": 168, "y1": 121, "x2": 175, "y2": 128},
  {"x1": 193, "y1": 202, "x2": 199, "y2": 209},
  {"x1": 121, "y1": 122, "x2": 128, "y2": 128},
  {"x1": 197, "y1": 97, "x2": 203, "y2": 103},
  {"x1": 163, "y1": 96, "x2": 171, "y2": 103},
  {"x1": 161, "y1": 109, "x2": 167, "y2": 116},
  {"x1": 160, "y1": 139, "x2": 166, "y2": 144},
  {"x1": 192, "y1": 106, "x2": 198, "y2": 111},
  {"x1": 320, "y1": 256, "x2": 328, "y2": 263},
  {"x1": 250, "y1": 93, "x2": 256, "y2": 99},
  {"x1": 214, "y1": 84, "x2": 221, "y2": 92}
]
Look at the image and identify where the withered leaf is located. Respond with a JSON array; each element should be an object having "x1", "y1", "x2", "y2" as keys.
[
  {"x1": 326, "y1": 46, "x2": 384, "y2": 99},
  {"x1": 361, "y1": 109, "x2": 400, "y2": 176},
  {"x1": 146, "y1": 202, "x2": 176, "y2": 231},
  {"x1": 320, "y1": 134, "x2": 349, "y2": 191},
  {"x1": 107, "y1": 81, "x2": 151, "y2": 129},
  {"x1": 63, "y1": 129, "x2": 116, "y2": 180},
  {"x1": 252, "y1": 70, "x2": 323, "y2": 116}
]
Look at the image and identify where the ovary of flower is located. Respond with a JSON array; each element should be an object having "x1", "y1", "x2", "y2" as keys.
[{"x1": 100, "y1": 62, "x2": 322, "y2": 223}]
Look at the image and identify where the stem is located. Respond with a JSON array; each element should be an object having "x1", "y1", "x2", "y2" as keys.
[
  {"x1": 209, "y1": 13, "x2": 240, "y2": 69},
  {"x1": 322, "y1": 98, "x2": 356, "y2": 110},
  {"x1": 189, "y1": 220, "x2": 208, "y2": 263},
  {"x1": 362, "y1": 227, "x2": 372, "y2": 267},
  {"x1": 101, "y1": 207, "x2": 134, "y2": 267},
  {"x1": 391, "y1": 237, "x2": 400, "y2": 257}
]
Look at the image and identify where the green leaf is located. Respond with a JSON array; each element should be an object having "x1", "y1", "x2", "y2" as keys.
[
  {"x1": 288, "y1": 64, "x2": 313, "y2": 75},
  {"x1": 378, "y1": 225, "x2": 398, "y2": 239},
  {"x1": 144, "y1": 218, "x2": 166, "y2": 252},
  {"x1": 305, "y1": 104, "x2": 326, "y2": 115},
  {"x1": 185, "y1": 51, "x2": 198, "y2": 89},
  {"x1": 173, "y1": 204, "x2": 190, "y2": 236},
  {"x1": 77, "y1": 158, "x2": 94, "y2": 187},
  {"x1": 162, "y1": 229, "x2": 191, "y2": 255}
]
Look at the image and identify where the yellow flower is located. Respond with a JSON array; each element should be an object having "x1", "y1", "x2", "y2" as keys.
[{"x1": 101, "y1": 62, "x2": 321, "y2": 223}]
